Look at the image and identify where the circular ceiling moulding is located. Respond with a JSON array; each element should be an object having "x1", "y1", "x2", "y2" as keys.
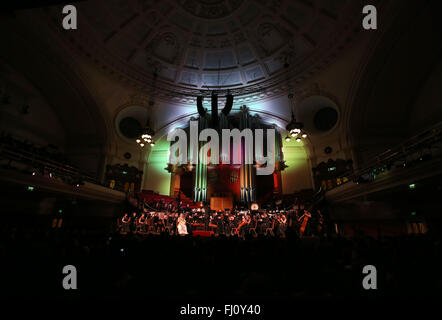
[
  {"x1": 296, "y1": 95, "x2": 340, "y2": 136},
  {"x1": 114, "y1": 105, "x2": 151, "y2": 143},
  {"x1": 314, "y1": 107, "x2": 338, "y2": 132},
  {"x1": 119, "y1": 117, "x2": 142, "y2": 139}
]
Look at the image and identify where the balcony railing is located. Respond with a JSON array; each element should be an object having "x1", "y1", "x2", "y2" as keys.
[{"x1": 325, "y1": 122, "x2": 442, "y2": 191}]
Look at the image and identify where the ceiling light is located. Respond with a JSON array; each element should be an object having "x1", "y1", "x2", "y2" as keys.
[{"x1": 136, "y1": 123, "x2": 155, "y2": 148}]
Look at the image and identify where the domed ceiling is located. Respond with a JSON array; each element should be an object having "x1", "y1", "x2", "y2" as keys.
[{"x1": 41, "y1": 0, "x2": 362, "y2": 101}]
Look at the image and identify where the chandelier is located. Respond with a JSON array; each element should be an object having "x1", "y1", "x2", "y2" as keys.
[
  {"x1": 136, "y1": 70, "x2": 157, "y2": 148},
  {"x1": 136, "y1": 123, "x2": 155, "y2": 148},
  {"x1": 285, "y1": 93, "x2": 308, "y2": 142}
]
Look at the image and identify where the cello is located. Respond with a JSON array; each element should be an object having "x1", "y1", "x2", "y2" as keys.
[{"x1": 298, "y1": 210, "x2": 312, "y2": 236}]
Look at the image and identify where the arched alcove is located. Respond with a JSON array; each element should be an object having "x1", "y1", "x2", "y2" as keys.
[
  {"x1": 348, "y1": 1, "x2": 442, "y2": 166},
  {"x1": 0, "y1": 21, "x2": 109, "y2": 176}
]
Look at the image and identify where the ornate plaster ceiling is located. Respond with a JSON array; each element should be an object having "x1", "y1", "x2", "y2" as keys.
[{"x1": 41, "y1": 0, "x2": 363, "y2": 101}]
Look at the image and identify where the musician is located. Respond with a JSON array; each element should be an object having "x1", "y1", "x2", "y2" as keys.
[
  {"x1": 149, "y1": 213, "x2": 158, "y2": 232},
  {"x1": 276, "y1": 213, "x2": 287, "y2": 238},
  {"x1": 298, "y1": 210, "x2": 312, "y2": 236},
  {"x1": 138, "y1": 213, "x2": 147, "y2": 233},
  {"x1": 121, "y1": 213, "x2": 130, "y2": 233},
  {"x1": 203, "y1": 207, "x2": 211, "y2": 231},
  {"x1": 158, "y1": 213, "x2": 167, "y2": 233},
  {"x1": 130, "y1": 212, "x2": 138, "y2": 233},
  {"x1": 315, "y1": 209, "x2": 325, "y2": 236},
  {"x1": 236, "y1": 214, "x2": 251, "y2": 237},
  {"x1": 215, "y1": 212, "x2": 224, "y2": 235},
  {"x1": 256, "y1": 213, "x2": 265, "y2": 235},
  {"x1": 167, "y1": 213, "x2": 176, "y2": 235},
  {"x1": 177, "y1": 213, "x2": 188, "y2": 235}
]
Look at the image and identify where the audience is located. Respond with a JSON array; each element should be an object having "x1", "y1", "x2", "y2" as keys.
[{"x1": 0, "y1": 218, "x2": 441, "y2": 299}]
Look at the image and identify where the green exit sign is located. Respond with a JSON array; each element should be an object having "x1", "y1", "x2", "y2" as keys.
[{"x1": 328, "y1": 167, "x2": 336, "y2": 172}]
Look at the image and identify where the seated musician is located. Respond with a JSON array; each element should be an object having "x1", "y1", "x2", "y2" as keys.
[
  {"x1": 257, "y1": 213, "x2": 268, "y2": 235},
  {"x1": 138, "y1": 213, "x2": 147, "y2": 232},
  {"x1": 121, "y1": 213, "x2": 130, "y2": 233},
  {"x1": 230, "y1": 214, "x2": 240, "y2": 235},
  {"x1": 236, "y1": 214, "x2": 251, "y2": 237},
  {"x1": 215, "y1": 213, "x2": 224, "y2": 235},
  {"x1": 144, "y1": 213, "x2": 152, "y2": 232},
  {"x1": 277, "y1": 213, "x2": 287, "y2": 237},
  {"x1": 298, "y1": 209, "x2": 312, "y2": 236},
  {"x1": 156, "y1": 213, "x2": 166, "y2": 233},
  {"x1": 167, "y1": 213, "x2": 176, "y2": 234},
  {"x1": 151, "y1": 213, "x2": 159, "y2": 232},
  {"x1": 130, "y1": 212, "x2": 138, "y2": 233}
]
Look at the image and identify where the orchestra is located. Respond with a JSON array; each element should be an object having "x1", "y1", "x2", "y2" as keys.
[{"x1": 119, "y1": 205, "x2": 325, "y2": 238}]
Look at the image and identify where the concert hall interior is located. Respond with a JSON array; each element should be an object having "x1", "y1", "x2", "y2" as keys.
[{"x1": 1, "y1": 0, "x2": 442, "y2": 301}]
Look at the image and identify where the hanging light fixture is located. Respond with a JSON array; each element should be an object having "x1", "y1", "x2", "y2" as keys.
[
  {"x1": 285, "y1": 93, "x2": 308, "y2": 142},
  {"x1": 285, "y1": 110, "x2": 308, "y2": 142},
  {"x1": 136, "y1": 70, "x2": 157, "y2": 148},
  {"x1": 137, "y1": 124, "x2": 155, "y2": 148}
]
